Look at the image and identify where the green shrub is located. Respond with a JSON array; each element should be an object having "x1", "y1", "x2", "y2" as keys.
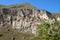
[{"x1": 37, "y1": 20, "x2": 60, "y2": 40}]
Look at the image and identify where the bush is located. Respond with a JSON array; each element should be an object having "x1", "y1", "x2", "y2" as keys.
[{"x1": 37, "y1": 20, "x2": 60, "y2": 40}]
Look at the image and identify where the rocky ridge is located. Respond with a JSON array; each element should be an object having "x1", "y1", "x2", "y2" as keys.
[{"x1": 0, "y1": 3, "x2": 54, "y2": 35}]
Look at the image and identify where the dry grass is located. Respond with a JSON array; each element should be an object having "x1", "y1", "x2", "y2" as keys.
[
  {"x1": 0, "y1": 25, "x2": 34, "y2": 40},
  {"x1": 52, "y1": 13, "x2": 60, "y2": 16},
  {"x1": 0, "y1": 3, "x2": 37, "y2": 10}
]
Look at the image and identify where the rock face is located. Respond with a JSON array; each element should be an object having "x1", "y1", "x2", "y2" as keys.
[{"x1": 0, "y1": 6, "x2": 54, "y2": 35}]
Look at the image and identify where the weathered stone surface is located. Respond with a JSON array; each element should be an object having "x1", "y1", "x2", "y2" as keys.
[{"x1": 0, "y1": 8, "x2": 54, "y2": 35}]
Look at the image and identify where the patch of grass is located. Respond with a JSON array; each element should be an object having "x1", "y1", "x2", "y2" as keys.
[
  {"x1": 31, "y1": 36, "x2": 42, "y2": 40},
  {"x1": 0, "y1": 3, "x2": 37, "y2": 10},
  {"x1": 52, "y1": 13, "x2": 60, "y2": 16},
  {"x1": 0, "y1": 25, "x2": 34, "y2": 40}
]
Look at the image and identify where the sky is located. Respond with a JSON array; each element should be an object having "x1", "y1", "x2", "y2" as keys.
[{"x1": 0, "y1": 0, "x2": 60, "y2": 12}]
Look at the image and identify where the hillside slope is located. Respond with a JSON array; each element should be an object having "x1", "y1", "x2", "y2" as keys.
[{"x1": 0, "y1": 25, "x2": 34, "y2": 40}]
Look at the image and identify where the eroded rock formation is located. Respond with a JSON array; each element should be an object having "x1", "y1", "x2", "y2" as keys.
[{"x1": 0, "y1": 8, "x2": 54, "y2": 35}]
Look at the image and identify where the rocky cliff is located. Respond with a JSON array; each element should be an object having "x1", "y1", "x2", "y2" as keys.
[{"x1": 0, "y1": 3, "x2": 54, "y2": 35}]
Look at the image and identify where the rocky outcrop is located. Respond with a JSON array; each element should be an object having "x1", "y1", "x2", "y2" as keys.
[{"x1": 0, "y1": 7, "x2": 54, "y2": 35}]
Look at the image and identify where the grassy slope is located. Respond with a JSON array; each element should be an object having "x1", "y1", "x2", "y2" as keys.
[
  {"x1": 0, "y1": 3, "x2": 37, "y2": 10},
  {"x1": 0, "y1": 25, "x2": 35, "y2": 40},
  {"x1": 52, "y1": 13, "x2": 60, "y2": 16}
]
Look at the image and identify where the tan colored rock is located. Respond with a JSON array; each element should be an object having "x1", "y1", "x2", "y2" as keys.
[{"x1": 0, "y1": 8, "x2": 54, "y2": 35}]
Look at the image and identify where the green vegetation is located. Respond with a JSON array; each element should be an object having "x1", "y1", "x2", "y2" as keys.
[
  {"x1": 0, "y1": 20, "x2": 60, "y2": 40},
  {"x1": 36, "y1": 20, "x2": 60, "y2": 40}
]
